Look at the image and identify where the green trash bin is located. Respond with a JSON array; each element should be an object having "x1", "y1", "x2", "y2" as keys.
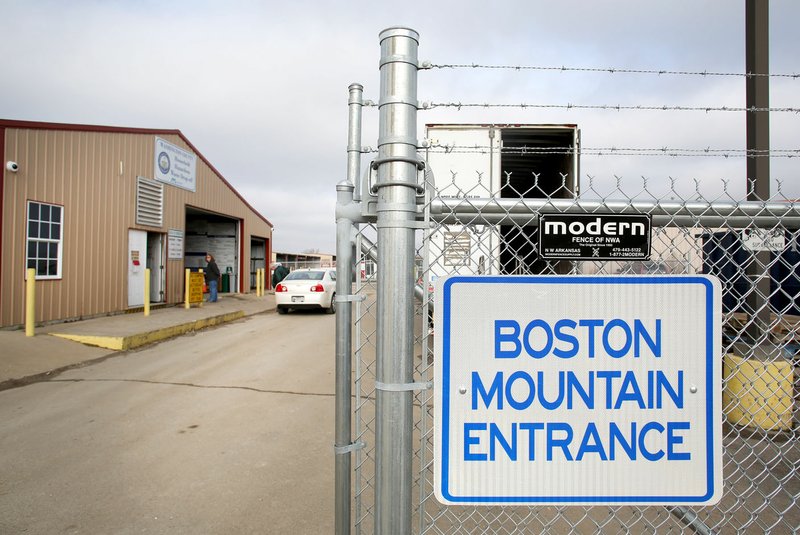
[{"x1": 221, "y1": 273, "x2": 230, "y2": 293}]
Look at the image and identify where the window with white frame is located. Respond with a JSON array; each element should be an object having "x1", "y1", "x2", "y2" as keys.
[{"x1": 26, "y1": 201, "x2": 63, "y2": 279}]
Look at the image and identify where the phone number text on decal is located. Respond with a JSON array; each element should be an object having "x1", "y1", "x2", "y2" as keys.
[{"x1": 609, "y1": 249, "x2": 646, "y2": 257}]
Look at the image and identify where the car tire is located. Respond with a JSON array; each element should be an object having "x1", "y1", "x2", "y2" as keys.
[
  {"x1": 326, "y1": 293, "x2": 336, "y2": 314},
  {"x1": 277, "y1": 306, "x2": 288, "y2": 315}
]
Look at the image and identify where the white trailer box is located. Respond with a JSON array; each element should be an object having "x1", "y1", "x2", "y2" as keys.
[{"x1": 424, "y1": 124, "x2": 580, "y2": 276}]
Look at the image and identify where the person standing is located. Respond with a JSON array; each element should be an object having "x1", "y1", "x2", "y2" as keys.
[
  {"x1": 205, "y1": 253, "x2": 221, "y2": 302},
  {"x1": 272, "y1": 262, "x2": 289, "y2": 287}
]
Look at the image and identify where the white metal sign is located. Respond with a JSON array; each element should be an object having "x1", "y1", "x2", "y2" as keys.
[
  {"x1": 168, "y1": 229, "x2": 184, "y2": 260},
  {"x1": 741, "y1": 228, "x2": 785, "y2": 252},
  {"x1": 434, "y1": 275, "x2": 722, "y2": 506},
  {"x1": 154, "y1": 137, "x2": 197, "y2": 192}
]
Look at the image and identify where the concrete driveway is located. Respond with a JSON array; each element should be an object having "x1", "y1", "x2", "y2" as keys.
[{"x1": 0, "y1": 309, "x2": 335, "y2": 534}]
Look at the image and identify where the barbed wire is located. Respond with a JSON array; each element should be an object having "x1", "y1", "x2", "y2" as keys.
[
  {"x1": 425, "y1": 102, "x2": 800, "y2": 113},
  {"x1": 359, "y1": 146, "x2": 799, "y2": 157},
  {"x1": 362, "y1": 100, "x2": 799, "y2": 113},
  {"x1": 422, "y1": 145, "x2": 800, "y2": 158},
  {"x1": 426, "y1": 62, "x2": 800, "y2": 79}
]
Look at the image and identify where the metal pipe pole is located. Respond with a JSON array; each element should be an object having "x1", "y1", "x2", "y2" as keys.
[
  {"x1": 668, "y1": 506, "x2": 716, "y2": 535},
  {"x1": 431, "y1": 197, "x2": 799, "y2": 219},
  {"x1": 746, "y1": 0, "x2": 770, "y2": 203},
  {"x1": 745, "y1": 0, "x2": 771, "y2": 341},
  {"x1": 349, "y1": 83, "x2": 365, "y2": 202},
  {"x1": 335, "y1": 183, "x2": 355, "y2": 535},
  {"x1": 334, "y1": 82, "x2": 364, "y2": 535},
  {"x1": 360, "y1": 234, "x2": 427, "y2": 304},
  {"x1": 429, "y1": 197, "x2": 800, "y2": 229},
  {"x1": 374, "y1": 27, "x2": 419, "y2": 534},
  {"x1": 434, "y1": 212, "x2": 800, "y2": 230}
]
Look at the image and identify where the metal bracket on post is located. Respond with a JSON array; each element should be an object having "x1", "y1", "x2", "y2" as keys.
[
  {"x1": 375, "y1": 381, "x2": 432, "y2": 392},
  {"x1": 361, "y1": 157, "x2": 434, "y2": 222},
  {"x1": 370, "y1": 156, "x2": 425, "y2": 171},
  {"x1": 377, "y1": 220, "x2": 430, "y2": 230},
  {"x1": 371, "y1": 180, "x2": 425, "y2": 195},
  {"x1": 334, "y1": 441, "x2": 367, "y2": 455},
  {"x1": 334, "y1": 294, "x2": 366, "y2": 303}
]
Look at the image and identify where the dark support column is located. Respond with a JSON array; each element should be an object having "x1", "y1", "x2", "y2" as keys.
[{"x1": 745, "y1": 0, "x2": 771, "y2": 341}]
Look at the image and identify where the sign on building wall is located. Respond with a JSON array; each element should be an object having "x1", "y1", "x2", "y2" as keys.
[
  {"x1": 154, "y1": 137, "x2": 197, "y2": 192},
  {"x1": 434, "y1": 275, "x2": 722, "y2": 506},
  {"x1": 168, "y1": 229, "x2": 184, "y2": 260}
]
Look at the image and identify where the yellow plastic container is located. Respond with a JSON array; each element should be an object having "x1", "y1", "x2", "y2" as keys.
[{"x1": 723, "y1": 344, "x2": 795, "y2": 432}]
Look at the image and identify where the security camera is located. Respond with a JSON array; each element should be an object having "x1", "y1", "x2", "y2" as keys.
[{"x1": 6, "y1": 161, "x2": 19, "y2": 172}]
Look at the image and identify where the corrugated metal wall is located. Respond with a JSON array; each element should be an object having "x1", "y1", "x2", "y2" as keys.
[{"x1": 1, "y1": 125, "x2": 272, "y2": 327}]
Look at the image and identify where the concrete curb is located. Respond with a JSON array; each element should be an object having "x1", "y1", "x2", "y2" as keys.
[{"x1": 50, "y1": 310, "x2": 246, "y2": 350}]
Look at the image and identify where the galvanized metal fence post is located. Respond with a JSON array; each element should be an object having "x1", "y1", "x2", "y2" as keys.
[
  {"x1": 335, "y1": 183, "x2": 355, "y2": 535},
  {"x1": 335, "y1": 82, "x2": 364, "y2": 535},
  {"x1": 374, "y1": 27, "x2": 419, "y2": 534}
]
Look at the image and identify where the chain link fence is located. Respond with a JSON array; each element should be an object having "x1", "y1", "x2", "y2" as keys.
[
  {"x1": 336, "y1": 27, "x2": 799, "y2": 535},
  {"x1": 347, "y1": 173, "x2": 799, "y2": 534}
]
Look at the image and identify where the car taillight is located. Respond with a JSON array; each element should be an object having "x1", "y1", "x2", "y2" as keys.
[
  {"x1": 310, "y1": 284, "x2": 324, "y2": 292},
  {"x1": 276, "y1": 284, "x2": 287, "y2": 292}
]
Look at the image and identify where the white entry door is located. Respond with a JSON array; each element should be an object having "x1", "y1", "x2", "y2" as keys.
[
  {"x1": 128, "y1": 229, "x2": 147, "y2": 307},
  {"x1": 147, "y1": 233, "x2": 164, "y2": 303}
]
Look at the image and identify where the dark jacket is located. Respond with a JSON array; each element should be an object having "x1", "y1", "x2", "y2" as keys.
[
  {"x1": 272, "y1": 265, "x2": 289, "y2": 286},
  {"x1": 205, "y1": 261, "x2": 220, "y2": 283}
]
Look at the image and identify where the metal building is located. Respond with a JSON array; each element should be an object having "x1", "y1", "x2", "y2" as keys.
[{"x1": 0, "y1": 119, "x2": 273, "y2": 328}]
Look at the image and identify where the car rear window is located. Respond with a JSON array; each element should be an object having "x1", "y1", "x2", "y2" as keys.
[{"x1": 284, "y1": 271, "x2": 324, "y2": 281}]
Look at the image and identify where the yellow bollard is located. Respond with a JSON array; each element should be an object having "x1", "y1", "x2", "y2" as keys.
[
  {"x1": 144, "y1": 268, "x2": 151, "y2": 316},
  {"x1": 25, "y1": 268, "x2": 35, "y2": 337},
  {"x1": 185, "y1": 269, "x2": 191, "y2": 309},
  {"x1": 199, "y1": 269, "x2": 203, "y2": 308}
]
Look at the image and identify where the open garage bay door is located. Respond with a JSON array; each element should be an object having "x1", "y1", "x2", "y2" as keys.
[{"x1": 185, "y1": 207, "x2": 240, "y2": 293}]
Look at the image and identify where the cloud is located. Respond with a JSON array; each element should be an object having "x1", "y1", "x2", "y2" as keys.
[{"x1": 1, "y1": 0, "x2": 798, "y2": 253}]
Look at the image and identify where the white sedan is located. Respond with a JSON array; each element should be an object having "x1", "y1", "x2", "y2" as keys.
[{"x1": 275, "y1": 268, "x2": 337, "y2": 314}]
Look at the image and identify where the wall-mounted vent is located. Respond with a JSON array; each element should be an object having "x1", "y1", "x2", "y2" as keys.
[
  {"x1": 443, "y1": 231, "x2": 471, "y2": 267},
  {"x1": 136, "y1": 176, "x2": 164, "y2": 227}
]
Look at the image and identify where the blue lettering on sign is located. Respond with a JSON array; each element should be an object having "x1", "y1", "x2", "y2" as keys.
[
  {"x1": 465, "y1": 314, "x2": 688, "y2": 463},
  {"x1": 494, "y1": 318, "x2": 661, "y2": 359},
  {"x1": 463, "y1": 420, "x2": 692, "y2": 462},
  {"x1": 464, "y1": 423, "x2": 486, "y2": 461},
  {"x1": 494, "y1": 320, "x2": 521, "y2": 358},
  {"x1": 471, "y1": 370, "x2": 683, "y2": 411}
]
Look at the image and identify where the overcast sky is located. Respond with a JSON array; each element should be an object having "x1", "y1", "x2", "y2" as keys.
[{"x1": 2, "y1": 1, "x2": 798, "y2": 254}]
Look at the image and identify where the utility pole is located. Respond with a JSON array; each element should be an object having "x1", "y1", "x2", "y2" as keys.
[
  {"x1": 746, "y1": 0, "x2": 770, "y2": 201},
  {"x1": 745, "y1": 0, "x2": 771, "y2": 342}
]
